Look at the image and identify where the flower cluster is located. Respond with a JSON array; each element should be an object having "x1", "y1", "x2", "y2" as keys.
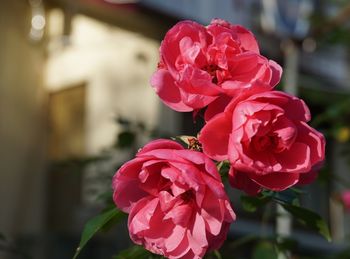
[{"x1": 112, "y1": 19, "x2": 325, "y2": 259}]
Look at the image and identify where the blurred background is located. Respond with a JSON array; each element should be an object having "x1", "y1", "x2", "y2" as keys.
[{"x1": 1, "y1": 0, "x2": 350, "y2": 258}]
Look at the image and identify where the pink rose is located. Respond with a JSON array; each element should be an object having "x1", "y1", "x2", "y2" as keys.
[
  {"x1": 341, "y1": 191, "x2": 350, "y2": 211},
  {"x1": 199, "y1": 90, "x2": 325, "y2": 193},
  {"x1": 112, "y1": 139, "x2": 235, "y2": 258},
  {"x1": 151, "y1": 19, "x2": 282, "y2": 112}
]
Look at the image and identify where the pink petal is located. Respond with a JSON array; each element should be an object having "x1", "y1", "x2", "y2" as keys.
[
  {"x1": 249, "y1": 171, "x2": 300, "y2": 191},
  {"x1": 296, "y1": 121, "x2": 325, "y2": 166},
  {"x1": 297, "y1": 168, "x2": 319, "y2": 185},
  {"x1": 164, "y1": 225, "x2": 187, "y2": 252},
  {"x1": 251, "y1": 91, "x2": 311, "y2": 122},
  {"x1": 180, "y1": 250, "x2": 201, "y2": 259},
  {"x1": 199, "y1": 113, "x2": 232, "y2": 161},
  {"x1": 201, "y1": 189, "x2": 224, "y2": 235},
  {"x1": 229, "y1": 167, "x2": 261, "y2": 195},
  {"x1": 167, "y1": 234, "x2": 191, "y2": 258},
  {"x1": 128, "y1": 197, "x2": 158, "y2": 236},
  {"x1": 204, "y1": 95, "x2": 232, "y2": 122},
  {"x1": 158, "y1": 190, "x2": 179, "y2": 211},
  {"x1": 179, "y1": 66, "x2": 222, "y2": 96},
  {"x1": 201, "y1": 173, "x2": 226, "y2": 199},
  {"x1": 179, "y1": 37, "x2": 202, "y2": 65},
  {"x1": 223, "y1": 81, "x2": 274, "y2": 114},
  {"x1": 209, "y1": 19, "x2": 260, "y2": 53},
  {"x1": 224, "y1": 199, "x2": 236, "y2": 222},
  {"x1": 174, "y1": 149, "x2": 206, "y2": 165},
  {"x1": 269, "y1": 60, "x2": 282, "y2": 87},
  {"x1": 275, "y1": 142, "x2": 312, "y2": 173},
  {"x1": 188, "y1": 213, "x2": 208, "y2": 256},
  {"x1": 113, "y1": 159, "x2": 149, "y2": 213},
  {"x1": 164, "y1": 204, "x2": 193, "y2": 226},
  {"x1": 206, "y1": 221, "x2": 231, "y2": 251},
  {"x1": 161, "y1": 20, "x2": 208, "y2": 74},
  {"x1": 151, "y1": 69, "x2": 193, "y2": 112},
  {"x1": 179, "y1": 90, "x2": 218, "y2": 110},
  {"x1": 231, "y1": 25, "x2": 260, "y2": 53},
  {"x1": 137, "y1": 139, "x2": 184, "y2": 156}
]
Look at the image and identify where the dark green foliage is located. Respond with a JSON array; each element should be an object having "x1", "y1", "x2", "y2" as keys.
[
  {"x1": 240, "y1": 195, "x2": 272, "y2": 213},
  {"x1": 73, "y1": 208, "x2": 126, "y2": 259},
  {"x1": 281, "y1": 203, "x2": 331, "y2": 242},
  {"x1": 116, "y1": 131, "x2": 136, "y2": 149}
]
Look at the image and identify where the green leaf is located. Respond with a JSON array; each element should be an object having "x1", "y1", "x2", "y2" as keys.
[
  {"x1": 271, "y1": 189, "x2": 300, "y2": 206},
  {"x1": 252, "y1": 241, "x2": 278, "y2": 259},
  {"x1": 275, "y1": 237, "x2": 298, "y2": 252},
  {"x1": 73, "y1": 207, "x2": 125, "y2": 259},
  {"x1": 280, "y1": 203, "x2": 331, "y2": 242},
  {"x1": 117, "y1": 131, "x2": 136, "y2": 148},
  {"x1": 171, "y1": 135, "x2": 196, "y2": 147},
  {"x1": 241, "y1": 195, "x2": 271, "y2": 213},
  {"x1": 229, "y1": 234, "x2": 258, "y2": 249},
  {"x1": 216, "y1": 161, "x2": 230, "y2": 180},
  {"x1": 212, "y1": 250, "x2": 222, "y2": 259},
  {"x1": 96, "y1": 190, "x2": 114, "y2": 203}
]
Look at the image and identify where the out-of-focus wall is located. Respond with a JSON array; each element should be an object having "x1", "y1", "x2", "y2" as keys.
[
  {"x1": 0, "y1": 1, "x2": 47, "y2": 237},
  {"x1": 45, "y1": 14, "x2": 178, "y2": 156},
  {"x1": 44, "y1": 12, "x2": 181, "y2": 229}
]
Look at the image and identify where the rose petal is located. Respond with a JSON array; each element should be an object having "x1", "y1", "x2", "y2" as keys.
[
  {"x1": 151, "y1": 69, "x2": 193, "y2": 112},
  {"x1": 269, "y1": 60, "x2": 282, "y2": 87},
  {"x1": 138, "y1": 139, "x2": 184, "y2": 156},
  {"x1": 296, "y1": 121, "x2": 325, "y2": 166},
  {"x1": 249, "y1": 171, "x2": 300, "y2": 191},
  {"x1": 228, "y1": 167, "x2": 261, "y2": 195},
  {"x1": 199, "y1": 113, "x2": 232, "y2": 161},
  {"x1": 204, "y1": 94, "x2": 232, "y2": 122}
]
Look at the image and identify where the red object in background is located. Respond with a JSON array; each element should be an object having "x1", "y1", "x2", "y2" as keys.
[{"x1": 341, "y1": 191, "x2": 350, "y2": 211}]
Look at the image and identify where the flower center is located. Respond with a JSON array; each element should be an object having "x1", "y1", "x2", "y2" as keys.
[
  {"x1": 180, "y1": 190, "x2": 195, "y2": 203},
  {"x1": 253, "y1": 134, "x2": 279, "y2": 152},
  {"x1": 203, "y1": 64, "x2": 220, "y2": 84},
  {"x1": 188, "y1": 137, "x2": 202, "y2": 152}
]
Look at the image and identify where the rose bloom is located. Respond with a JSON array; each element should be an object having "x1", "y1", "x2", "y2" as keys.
[
  {"x1": 113, "y1": 139, "x2": 235, "y2": 259},
  {"x1": 151, "y1": 19, "x2": 282, "y2": 112},
  {"x1": 341, "y1": 191, "x2": 350, "y2": 211},
  {"x1": 199, "y1": 90, "x2": 325, "y2": 194}
]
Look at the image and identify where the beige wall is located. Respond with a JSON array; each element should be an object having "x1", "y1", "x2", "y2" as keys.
[
  {"x1": 45, "y1": 14, "x2": 179, "y2": 156},
  {"x1": 0, "y1": 1, "x2": 47, "y2": 236}
]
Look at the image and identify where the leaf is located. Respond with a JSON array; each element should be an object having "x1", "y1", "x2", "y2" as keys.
[
  {"x1": 271, "y1": 189, "x2": 300, "y2": 206},
  {"x1": 73, "y1": 207, "x2": 125, "y2": 259},
  {"x1": 275, "y1": 237, "x2": 298, "y2": 252},
  {"x1": 252, "y1": 241, "x2": 278, "y2": 259},
  {"x1": 280, "y1": 203, "x2": 331, "y2": 242},
  {"x1": 117, "y1": 131, "x2": 136, "y2": 148},
  {"x1": 171, "y1": 135, "x2": 196, "y2": 147},
  {"x1": 216, "y1": 161, "x2": 230, "y2": 180},
  {"x1": 229, "y1": 235, "x2": 258, "y2": 249},
  {"x1": 241, "y1": 195, "x2": 271, "y2": 213}
]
